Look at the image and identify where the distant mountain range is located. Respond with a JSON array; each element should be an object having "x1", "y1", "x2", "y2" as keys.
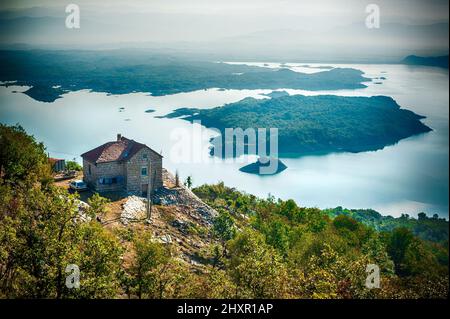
[
  {"x1": 212, "y1": 23, "x2": 449, "y2": 62},
  {"x1": 0, "y1": 6, "x2": 448, "y2": 63}
]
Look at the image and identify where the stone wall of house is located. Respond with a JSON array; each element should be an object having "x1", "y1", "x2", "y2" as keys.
[
  {"x1": 126, "y1": 147, "x2": 163, "y2": 195},
  {"x1": 83, "y1": 159, "x2": 126, "y2": 192},
  {"x1": 82, "y1": 159, "x2": 96, "y2": 188}
]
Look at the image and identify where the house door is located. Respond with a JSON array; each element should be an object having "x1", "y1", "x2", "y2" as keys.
[{"x1": 141, "y1": 183, "x2": 148, "y2": 197}]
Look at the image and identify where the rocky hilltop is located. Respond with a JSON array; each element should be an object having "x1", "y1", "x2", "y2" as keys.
[{"x1": 101, "y1": 169, "x2": 219, "y2": 268}]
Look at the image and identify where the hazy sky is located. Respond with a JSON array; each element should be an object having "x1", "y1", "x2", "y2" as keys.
[{"x1": 1, "y1": 0, "x2": 448, "y2": 26}]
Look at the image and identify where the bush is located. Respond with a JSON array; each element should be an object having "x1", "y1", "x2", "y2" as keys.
[{"x1": 66, "y1": 160, "x2": 82, "y2": 171}]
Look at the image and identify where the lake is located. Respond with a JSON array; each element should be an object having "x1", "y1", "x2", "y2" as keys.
[{"x1": 0, "y1": 63, "x2": 448, "y2": 218}]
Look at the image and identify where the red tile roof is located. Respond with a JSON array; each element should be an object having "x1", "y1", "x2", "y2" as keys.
[{"x1": 81, "y1": 136, "x2": 162, "y2": 164}]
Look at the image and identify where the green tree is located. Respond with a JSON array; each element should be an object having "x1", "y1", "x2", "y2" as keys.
[
  {"x1": 213, "y1": 210, "x2": 236, "y2": 241},
  {"x1": 66, "y1": 161, "x2": 82, "y2": 171},
  {"x1": 125, "y1": 232, "x2": 172, "y2": 299},
  {"x1": 87, "y1": 193, "x2": 110, "y2": 220},
  {"x1": 265, "y1": 219, "x2": 290, "y2": 256},
  {"x1": 0, "y1": 124, "x2": 52, "y2": 187},
  {"x1": 226, "y1": 228, "x2": 289, "y2": 298},
  {"x1": 180, "y1": 266, "x2": 237, "y2": 298},
  {"x1": 386, "y1": 227, "x2": 415, "y2": 276},
  {"x1": 175, "y1": 170, "x2": 180, "y2": 187},
  {"x1": 0, "y1": 185, "x2": 122, "y2": 298},
  {"x1": 65, "y1": 222, "x2": 122, "y2": 298},
  {"x1": 299, "y1": 243, "x2": 372, "y2": 299},
  {"x1": 184, "y1": 175, "x2": 193, "y2": 189}
]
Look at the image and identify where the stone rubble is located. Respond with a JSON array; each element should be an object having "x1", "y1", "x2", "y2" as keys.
[
  {"x1": 121, "y1": 195, "x2": 147, "y2": 224},
  {"x1": 75, "y1": 200, "x2": 91, "y2": 222},
  {"x1": 118, "y1": 184, "x2": 218, "y2": 265},
  {"x1": 159, "y1": 234, "x2": 172, "y2": 244},
  {"x1": 152, "y1": 185, "x2": 218, "y2": 224}
]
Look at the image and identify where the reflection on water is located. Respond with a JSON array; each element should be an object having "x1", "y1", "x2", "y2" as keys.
[{"x1": 0, "y1": 64, "x2": 448, "y2": 218}]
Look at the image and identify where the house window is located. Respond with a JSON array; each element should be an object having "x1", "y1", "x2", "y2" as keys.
[
  {"x1": 88, "y1": 165, "x2": 91, "y2": 175},
  {"x1": 142, "y1": 153, "x2": 148, "y2": 159},
  {"x1": 98, "y1": 176, "x2": 124, "y2": 185},
  {"x1": 141, "y1": 167, "x2": 148, "y2": 176}
]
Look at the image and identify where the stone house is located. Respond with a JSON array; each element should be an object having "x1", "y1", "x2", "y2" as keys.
[{"x1": 81, "y1": 134, "x2": 163, "y2": 196}]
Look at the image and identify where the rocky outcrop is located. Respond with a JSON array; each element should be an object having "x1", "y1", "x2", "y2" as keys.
[
  {"x1": 120, "y1": 169, "x2": 217, "y2": 226},
  {"x1": 152, "y1": 186, "x2": 218, "y2": 224}
]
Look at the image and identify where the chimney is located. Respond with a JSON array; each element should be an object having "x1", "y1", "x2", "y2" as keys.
[{"x1": 117, "y1": 133, "x2": 122, "y2": 141}]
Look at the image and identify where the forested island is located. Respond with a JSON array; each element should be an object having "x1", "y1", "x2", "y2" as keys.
[
  {"x1": 0, "y1": 50, "x2": 369, "y2": 102},
  {"x1": 262, "y1": 90, "x2": 290, "y2": 98},
  {"x1": 22, "y1": 85, "x2": 66, "y2": 103},
  {"x1": 239, "y1": 157, "x2": 287, "y2": 175},
  {"x1": 402, "y1": 55, "x2": 449, "y2": 69},
  {"x1": 162, "y1": 94, "x2": 432, "y2": 156}
]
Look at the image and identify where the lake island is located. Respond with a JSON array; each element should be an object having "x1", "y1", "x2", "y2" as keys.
[{"x1": 162, "y1": 94, "x2": 432, "y2": 157}]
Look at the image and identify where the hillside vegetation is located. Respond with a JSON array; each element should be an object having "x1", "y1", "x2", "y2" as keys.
[
  {"x1": 0, "y1": 124, "x2": 447, "y2": 299},
  {"x1": 325, "y1": 207, "x2": 448, "y2": 244}
]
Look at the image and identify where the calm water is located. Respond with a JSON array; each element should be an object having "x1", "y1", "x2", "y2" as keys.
[{"x1": 0, "y1": 63, "x2": 448, "y2": 218}]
